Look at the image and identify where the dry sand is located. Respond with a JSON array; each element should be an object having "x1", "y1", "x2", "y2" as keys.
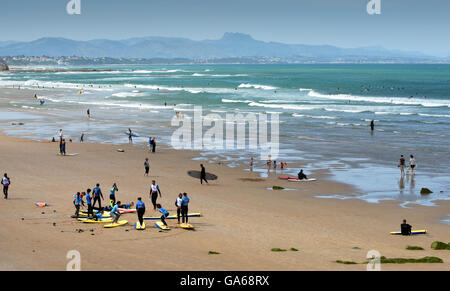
[{"x1": 0, "y1": 132, "x2": 449, "y2": 270}]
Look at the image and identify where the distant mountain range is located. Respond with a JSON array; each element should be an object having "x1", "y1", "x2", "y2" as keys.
[{"x1": 0, "y1": 33, "x2": 446, "y2": 62}]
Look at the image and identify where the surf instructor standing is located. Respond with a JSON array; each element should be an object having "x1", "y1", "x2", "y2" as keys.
[{"x1": 149, "y1": 180, "x2": 162, "y2": 210}]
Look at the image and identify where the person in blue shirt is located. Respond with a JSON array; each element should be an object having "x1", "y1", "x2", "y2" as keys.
[
  {"x1": 181, "y1": 193, "x2": 190, "y2": 223},
  {"x1": 109, "y1": 183, "x2": 119, "y2": 207},
  {"x1": 73, "y1": 192, "x2": 85, "y2": 217},
  {"x1": 85, "y1": 188, "x2": 93, "y2": 218},
  {"x1": 136, "y1": 197, "x2": 146, "y2": 226},
  {"x1": 94, "y1": 210, "x2": 104, "y2": 221},
  {"x1": 156, "y1": 203, "x2": 169, "y2": 226},
  {"x1": 92, "y1": 183, "x2": 104, "y2": 209},
  {"x1": 110, "y1": 201, "x2": 122, "y2": 223}
]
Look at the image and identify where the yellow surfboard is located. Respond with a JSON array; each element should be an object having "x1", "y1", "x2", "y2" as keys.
[
  {"x1": 135, "y1": 221, "x2": 146, "y2": 230},
  {"x1": 155, "y1": 221, "x2": 170, "y2": 230},
  {"x1": 78, "y1": 218, "x2": 113, "y2": 223},
  {"x1": 104, "y1": 220, "x2": 128, "y2": 228},
  {"x1": 179, "y1": 223, "x2": 195, "y2": 230},
  {"x1": 390, "y1": 229, "x2": 427, "y2": 235},
  {"x1": 78, "y1": 212, "x2": 111, "y2": 218}
]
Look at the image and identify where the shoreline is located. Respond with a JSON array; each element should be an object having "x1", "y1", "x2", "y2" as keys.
[{"x1": 0, "y1": 132, "x2": 449, "y2": 270}]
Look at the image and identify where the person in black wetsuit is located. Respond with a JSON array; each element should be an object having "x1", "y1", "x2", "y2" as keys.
[
  {"x1": 370, "y1": 120, "x2": 375, "y2": 131},
  {"x1": 401, "y1": 219, "x2": 412, "y2": 235},
  {"x1": 298, "y1": 169, "x2": 308, "y2": 180},
  {"x1": 200, "y1": 164, "x2": 208, "y2": 185}
]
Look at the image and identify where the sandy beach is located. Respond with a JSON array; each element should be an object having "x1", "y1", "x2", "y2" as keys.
[{"x1": 1, "y1": 90, "x2": 449, "y2": 271}]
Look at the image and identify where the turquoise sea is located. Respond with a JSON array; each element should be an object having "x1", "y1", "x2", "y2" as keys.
[{"x1": 1, "y1": 64, "x2": 449, "y2": 211}]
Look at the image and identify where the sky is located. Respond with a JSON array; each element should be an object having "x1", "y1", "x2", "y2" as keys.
[{"x1": 0, "y1": 0, "x2": 449, "y2": 56}]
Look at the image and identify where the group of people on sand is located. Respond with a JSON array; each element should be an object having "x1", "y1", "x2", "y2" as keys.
[
  {"x1": 398, "y1": 154, "x2": 417, "y2": 176},
  {"x1": 72, "y1": 178, "x2": 191, "y2": 227}
]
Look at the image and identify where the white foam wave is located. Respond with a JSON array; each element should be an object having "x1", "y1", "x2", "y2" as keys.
[{"x1": 238, "y1": 83, "x2": 277, "y2": 90}]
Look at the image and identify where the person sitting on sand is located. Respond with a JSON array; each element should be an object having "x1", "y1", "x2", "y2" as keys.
[
  {"x1": 73, "y1": 192, "x2": 85, "y2": 217},
  {"x1": 401, "y1": 219, "x2": 412, "y2": 235},
  {"x1": 110, "y1": 201, "x2": 122, "y2": 223},
  {"x1": 298, "y1": 169, "x2": 308, "y2": 180},
  {"x1": 94, "y1": 210, "x2": 104, "y2": 221},
  {"x1": 156, "y1": 203, "x2": 169, "y2": 227}
]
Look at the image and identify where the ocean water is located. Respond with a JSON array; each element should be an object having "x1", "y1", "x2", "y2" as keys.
[{"x1": 1, "y1": 64, "x2": 449, "y2": 207}]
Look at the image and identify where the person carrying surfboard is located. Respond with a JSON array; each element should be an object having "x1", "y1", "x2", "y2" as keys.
[
  {"x1": 1, "y1": 173, "x2": 10, "y2": 199},
  {"x1": 109, "y1": 183, "x2": 119, "y2": 206},
  {"x1": 136, "y1": 197, "x2": 145, "y2": 226},
  {"x1": 110, "y1": 201, "x2": 122, "y2": 224},
  {"x1": 144, "y1": 158, "x2": 150, "y2": 176},
  {"x1": 181, "y1": 193, "x2": 190, "y2": 224},
  {"x1": 200, "y1": 164, "x2": 208, "y2": 185},
  {"x1": 150, "y1": 180, "x2": 162, "y2": 210},
  {"x1": 156, "y1": 204, "x2": 169, "y2": 227}
]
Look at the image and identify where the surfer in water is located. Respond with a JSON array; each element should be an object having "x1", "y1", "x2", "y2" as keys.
[
  {"x1": 150, "y1": 180, "x2": 162, "y2": 210},
  {"x1": 87, "y1": 108, "x2": 90, "y2": 119},
  {"x1": 298, "y1": 169, "x2": 308, "y2": 180},
  {"x1": 370, "y1": 120, "x2": 375, "y2": 131},
  {"x1": 398, "y1": 155, "x2": 406, "y2": 176},
  {"x1": 156, "y1": 204, "x2": 169, "y2": 227},
  {"x1": 136, "y1": 197, "x2": 145, "y2": 226},
  {"x1": 200, "y1": 164, "x2": 208, "y2": 185}
]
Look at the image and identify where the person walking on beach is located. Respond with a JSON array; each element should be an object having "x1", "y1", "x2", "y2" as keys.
[
  {"x1": 110, "y1": 201, "x2": 122, "y2": 224},
  {"x1": 92, "y1": 183, "x2": 104, "y2": 209},
  {"x1": 398, "y1": 155, "x2": 406, "y2": 176},
  {"x1": 80, "y1": 133, "x2": 84, "y2": 143},
  {"x1": 409, "y1": 155, "x2": 416, "y2": 175},
  {"x1": 1, "y1": 173, "x2": 10, "y2": 199},
  {"x1": 148, "y1": 136, "x2": 152, "y2": 151},
  {"x1": 249, "y1": 157, "x2": 254, "y2": 171},
  {"x1": 175, "y1": 193, "x2": 183, "y2": 224},
  {"x1": 144, "y1": 158, "x2": 150, "y2": 176},
  {"x1": 181, "y1": 193, "x2": 190, "y2": 224},
  {"x1": 128, "y1": 128, "x2": 133, "y2": 144},
  {"x1": 151, "y1": 137, "x2": 156, "y2": 153},
  {"x1": 156, "y1": 203, "x2": 169, "y2": 227},
  {"x1": 109, "y1": 183, "x2": 119, "y2": 207},
  {"x1": 200, "y1": 164, "x2": 208, "y2": 185},
  {"x1": 150, "y1": 180, "x2": 162, "y2": 210},
  {"x1": 73, "y1": 192, "x2": 84, "y2": 217},
  {"x1": 136, "y1": 197, "x2": 146, "y2": 226}
]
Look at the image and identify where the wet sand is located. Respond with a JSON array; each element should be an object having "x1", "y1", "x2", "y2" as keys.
[{"x1": 0, "y1": 132, "x2": 449, "y2": 270}]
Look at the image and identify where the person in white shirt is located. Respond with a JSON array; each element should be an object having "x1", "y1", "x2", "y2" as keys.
[
  {"x1": 409, "y1": 155, "x2": 416, "y2": 175},
  {"x1": 175, "y1": 193, "x2": 183, "y2": 224}
]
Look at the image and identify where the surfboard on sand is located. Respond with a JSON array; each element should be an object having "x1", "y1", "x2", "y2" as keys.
[
  {"x1": 287, "y1": 178, "x2": 317, "y2": 182},
  {"x1": 78, "y1": 212, "x2": 111, "y2": 218},
  {"x1": 390, "y1": 230, "x2": 427, "y2": 235},
  {"x1": 135, "y1": 221, "x2": 146, "y2": 230},
  {"x1": 119, "y1": 208, "x2": 136, "y2": 213},
  {"x1": 57, "y1": 153, "x2": 79, "y2": 156},
  {"x1": 179, "y1": 223, "x2": 195, "y2": 229},
  {"x1": 104, "y1": 220, "x2": 128, "y2": 228},
  {"x1": 187, "y1": 170, "x2": 218, "y2": 180},
  {"x1": 143, "y1": 212, "x2": 202, "y2": 220},
  {"x1": 35, "y1": 202, "x2": 47, "y2": 207},
  {"x1": 154, "y1": 221, "x2": 170, "y2": 230},
  {"x1": 78, "y1": 218, "x2": 113, "y2": 223}
]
